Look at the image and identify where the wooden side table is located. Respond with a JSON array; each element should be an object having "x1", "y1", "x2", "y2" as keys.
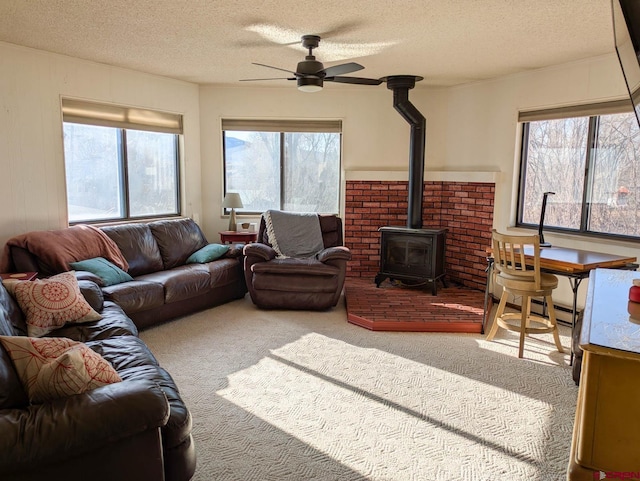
[
  {"x1": 219, "y1": 231, "x2": 258, "y2": 244},
  {"x1": 0, "y1": 272, "x2": 38, "y2": 281}
]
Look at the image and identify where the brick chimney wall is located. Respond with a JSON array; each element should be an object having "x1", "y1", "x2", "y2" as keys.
[{"x1": 344, "y1": 180, "x2": 495, "y2": 292}]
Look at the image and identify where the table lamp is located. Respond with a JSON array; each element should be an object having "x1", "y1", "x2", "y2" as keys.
[
  {"x1": 538, "y1": 191, "x2": 555, "y2": 247},
  {"x1": 222, "y1": 193, "x2": 243, "y2": 231}
]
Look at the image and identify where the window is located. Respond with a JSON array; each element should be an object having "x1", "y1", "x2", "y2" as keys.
[
  {"x1": 222, "y1": 119, "x2": 342, "y2": 214},
  {"x1": 62, "y1": 99, "x2": 182, "y2": 223},
  {"x1": 517, "y1": 102, "x2": 640, "y2": 239}
]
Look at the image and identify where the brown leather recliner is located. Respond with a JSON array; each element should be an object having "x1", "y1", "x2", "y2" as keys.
[{"x1": 243, "y1": 215, "x2": 351, "y2": 310}]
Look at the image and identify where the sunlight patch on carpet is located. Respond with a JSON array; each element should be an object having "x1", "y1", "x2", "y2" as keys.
[{"x1": 216, "y1": 332, "x2": 568, "y2": 480}]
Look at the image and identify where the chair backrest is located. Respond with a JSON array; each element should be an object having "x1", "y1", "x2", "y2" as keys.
[
  {"x1": 257, "y1": 214, "x2": 344, "y2": 248},
  {"x1": 492, "y1": 229, "x2": 541, "y2": 291}
]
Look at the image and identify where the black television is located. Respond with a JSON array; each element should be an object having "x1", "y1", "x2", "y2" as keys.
[{"x1": 613, "y1": 0, "x2": 640, "y2": 129}]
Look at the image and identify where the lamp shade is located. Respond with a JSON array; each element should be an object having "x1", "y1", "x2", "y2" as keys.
[
  {"x1": 222, "y1": 193, "x2": 243, "y2": 231},
  {"x1": 222, "y1": 193, "x2": 243, "y2": 209}
]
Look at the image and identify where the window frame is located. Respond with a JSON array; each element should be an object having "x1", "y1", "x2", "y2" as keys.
[
  {"x1": 516, "y1": 109, "x2": 640, "y2": 243},
  {"x1": 221, "y1": 119, "x2": 343, "y2": 216},
  {"x1": 61, "y1": 98, "x2": 183, "y2": 225}
]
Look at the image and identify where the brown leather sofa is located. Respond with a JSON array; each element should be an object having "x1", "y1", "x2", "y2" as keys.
[
  {"x1": 8, "y1": 218, "x2": 247, "y2": 329},
  {"x1": 0, "y1": 279, "x2": 194, "y2": 481},
  {"x1": 243, "y1": 215, "x2": 351, "y2": 310}
]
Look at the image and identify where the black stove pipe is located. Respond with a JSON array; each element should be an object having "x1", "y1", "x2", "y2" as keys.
[{"x1": 384, "y1": 75, "x2": 425, "y2": 230}]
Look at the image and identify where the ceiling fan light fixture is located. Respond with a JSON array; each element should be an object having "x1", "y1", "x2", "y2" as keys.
[{"x1": 297, "y1": 77, "x2": 323, "y2": 93}]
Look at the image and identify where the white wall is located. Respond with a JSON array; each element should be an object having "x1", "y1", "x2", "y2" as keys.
[{"x1": 0, "y1": 41, "x2": 201, "y2": 247}]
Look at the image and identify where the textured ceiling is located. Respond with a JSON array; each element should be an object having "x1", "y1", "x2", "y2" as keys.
[{"x1": 0, "y1": 0, "x2": 615, "y2": 88}]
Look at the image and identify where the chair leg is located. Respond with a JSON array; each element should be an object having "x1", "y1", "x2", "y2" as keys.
[
  {"x1": 546, "y1": 295, "x2": 564, "y2": 353},
  {"x1": 518, "y1": 296, "x2": 528, "y2": 358},
  {"x1": 486, "y1": 290, "x2": 508, "y2": 341}
]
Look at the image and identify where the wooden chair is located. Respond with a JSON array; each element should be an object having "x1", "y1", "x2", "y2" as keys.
[{"x1": 486, "y1": 229, "x2": 564, "y2": 358}]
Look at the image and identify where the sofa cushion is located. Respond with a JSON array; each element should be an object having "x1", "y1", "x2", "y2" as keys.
[
  {"x1": 207, "y1": 258, "x2": 245, "y2": 289},
  {"x1": 13, "y1": 272, "x2": 102, "y2": 337},
  {"x1": 102, "y1": 280, "x2": 165, "y2": 315},
  {"x1": 0, "y1": 336, "x2": 121, "y2": 403},
  {"x1": 101, "y1": 223, "x2": 165, "y2": 277},
  {"x1": 86, "y1": 336, "x2": 159, "y2": 371},
  {"x1": 186, "y1": 244, "x2": 229, "y2": 264},
  {"x1": 149, "y1": 218, "x2": 208, "y2": 270},
  {"x1": 141, "y1": 265, "x2": 211, "y2": 303},
  {"x1": 0, "y1": 342, "x2": 29, "y2": 409},
  {"x1": 70, "y1": 257, "x2": 134, "y2": 286},
  {"x1": 49, "y1": 302, "x2": 138, "y2": 342}
]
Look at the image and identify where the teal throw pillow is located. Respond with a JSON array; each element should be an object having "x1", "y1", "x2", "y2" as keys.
[
  {"x1": 186, "y1": 244, "x2": 229, "y2": 264},
  {"x1": 69, "y1": 257, "x2": 134, "y2": 287}
]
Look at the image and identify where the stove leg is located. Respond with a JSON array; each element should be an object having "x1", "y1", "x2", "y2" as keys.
[{"x1": 375, "y1": 274, "x2": 387, "y2": 288}]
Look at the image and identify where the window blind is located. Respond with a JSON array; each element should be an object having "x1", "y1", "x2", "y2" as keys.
[
  {"x1": 62, "y1": 98, "x2": 183, "y2": 134},
  {"x1": 222, "y1": 118, "x2": 342, "y2": 133},
  {"x1": 518, "y1": 99, "x2": 633, "y2": 122}
]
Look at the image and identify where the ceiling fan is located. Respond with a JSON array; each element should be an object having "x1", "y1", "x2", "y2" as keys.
[{"x1": 240, "y1": 35, "x2": 382, "y2": 92}]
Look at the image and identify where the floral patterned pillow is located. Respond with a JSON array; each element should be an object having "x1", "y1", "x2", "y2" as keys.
[
  {"x1": 0, "y1": 336, "x2": 121, "y2": 403},
  {"x1": 12, "y1": 271, "x2": 101, "y2": 337}
]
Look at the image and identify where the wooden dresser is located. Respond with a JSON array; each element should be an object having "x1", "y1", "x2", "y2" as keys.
[{"x1": 568, "y1": 268, "x2": 640, "y2": 480}]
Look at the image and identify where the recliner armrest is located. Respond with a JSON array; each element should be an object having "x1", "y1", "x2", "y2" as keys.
[
  {"x1": 0, "y1": 379, "x2": 169, "y2": 473},
  {"x1": 243, "y1": 243, "x2": 277, "y2": 262},
  {"x1": 316, "y1": 246, "x2": 351, "y2": 263}
]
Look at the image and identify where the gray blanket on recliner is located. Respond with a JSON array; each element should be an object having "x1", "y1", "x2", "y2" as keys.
[{"x1": 263, "y1": 210, "x2": 324, "y2": 258}]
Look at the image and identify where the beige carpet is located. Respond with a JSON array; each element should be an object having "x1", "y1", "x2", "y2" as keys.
[{"x1": 140, "y1": 295, "x2": 578, "y2": 481}]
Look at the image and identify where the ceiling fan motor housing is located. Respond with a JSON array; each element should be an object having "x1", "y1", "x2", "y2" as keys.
[{"x1": 297, "y1": 58, "x2": 324, "y2": 76}]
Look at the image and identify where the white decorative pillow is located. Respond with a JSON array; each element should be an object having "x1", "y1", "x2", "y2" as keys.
[
  {"x1": 13, "y1": 271, "x2": 102, "y2": 337},
  {"x1": 0, "y1": 336, "x2": 121, "y2": 404}
]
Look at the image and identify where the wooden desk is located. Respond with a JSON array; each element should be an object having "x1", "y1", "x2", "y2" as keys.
[
  {"x1": 520, "y1": 246, "x2": 637, "y2": 274},
  {"x1": 568, "y1": 268, "x2": 640, "y2": 480},
  {"x1": 219, "y1": 231, "x2": 258, "y2": 244},
  {"x1": 483, "y1": 246, "x2": 637, "y2": 351}
]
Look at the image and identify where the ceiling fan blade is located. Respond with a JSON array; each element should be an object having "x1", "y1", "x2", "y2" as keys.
[
  {"x1": 239, "y1": 77, "x2": 296, "y2": 81},
  {"x1": 252, "y1": 62, "x2": 298, "y2": 76},
  {"x1": 326, "y1": 76, "x2": 383, "y2": 85},
  {"x1": 320, "y1": 62, "x2": 364, "y2": 77}
]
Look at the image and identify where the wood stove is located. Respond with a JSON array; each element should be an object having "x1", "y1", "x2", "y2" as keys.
[
  {"x1": 374, "y1": 75, "x2": 448, "y2": 294},
  {"x1": 375, "y1": 227, "x2": 447, "y2": 295}
]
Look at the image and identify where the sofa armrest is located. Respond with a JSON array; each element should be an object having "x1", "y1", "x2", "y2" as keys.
[
  {"x1": 77, "y1": 279, "x2": 105, "y2": 312},
  {"x1": 317, "y1": 246, "x2": 351, "y2": 263},
  {"x1": 0, "y1": 379, "x2": 169, "y2": 473},
  {"x1": 75, "y1": 270, "x2": 104, "y2": 286},
  {"x1": 243, "y1": 243, "x2": 277, "y2": 262},
  {"x1": 224, "y1": 243, "x2": 245, "y2": 258}
]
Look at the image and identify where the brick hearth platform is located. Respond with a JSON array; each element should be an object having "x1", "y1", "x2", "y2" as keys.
[{"x1": 344, "y1": 278, "x2": 485, "y2": 333}]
